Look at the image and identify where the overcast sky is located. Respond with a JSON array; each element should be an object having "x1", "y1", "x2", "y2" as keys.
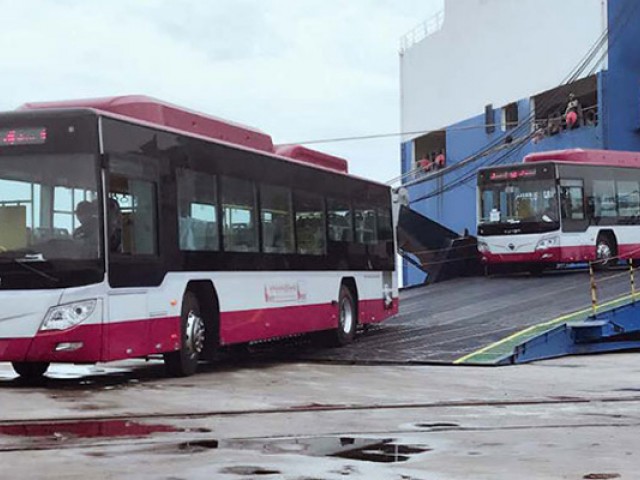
[{"x1": 0, "y1": 0, "x2": 443, "y2": 183}]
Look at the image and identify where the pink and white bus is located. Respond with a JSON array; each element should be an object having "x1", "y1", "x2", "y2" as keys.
[
  {"x1": 0, "y1": 96, "x2": 398, "y2": 378},
  {"x1": 477, "y1": 149, "x2": 640, "y2": 273}
]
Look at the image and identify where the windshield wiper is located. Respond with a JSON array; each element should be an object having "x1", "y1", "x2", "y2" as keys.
[{"x1": 9, "y1": 256, "x2": 59, "y2": 284}]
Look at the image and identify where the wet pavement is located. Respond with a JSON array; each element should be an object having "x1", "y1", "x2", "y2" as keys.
[
  {"x1": 0, "y1": 274, "x2": 639, "y2": 478},
  {"x1": 0, "y1": 352, "x2": 639, "y2": 478}
]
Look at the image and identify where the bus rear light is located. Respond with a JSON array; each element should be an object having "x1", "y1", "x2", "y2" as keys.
[
  {"x1": 41, "y1": 300, "x2": 97, "y2": 331},
  {"x1": 55, "y1": 342, "x2": 84, "y2": 352}
]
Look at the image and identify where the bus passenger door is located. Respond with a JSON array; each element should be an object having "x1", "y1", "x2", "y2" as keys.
[
  {"x1": 560, "y1": 179, "x2": 589, "y2": 259},
  {"x1": 103, "y1": 154, "x2": 164, "y2": 360}
]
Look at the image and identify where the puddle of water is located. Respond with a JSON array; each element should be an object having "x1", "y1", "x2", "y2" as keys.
[
  {"x1": 221, "y1": 466, "x2": 281, "y2": 476},
  {"x1": 331, "y1": 440, "x2": 431, "y2": 463},
  {"x1": 414, "y1": 422, "x2": 459, "y2": 429},
  {"x1": 179, "y1": 439, "x2": 220, "y2": 453},
  {"x1": 0, "y1": 420, "x2": 181, "y2": 439},
  {"x1": 225, "y1": 436, "x2": 431, "y2": 464}
]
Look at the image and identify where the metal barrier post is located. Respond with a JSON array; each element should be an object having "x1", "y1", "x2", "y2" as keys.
[
  {"x1": 630, "y1": 259, "x2": 636, "y2": 302},
  {"x1": 589, "y1": 262, "x2": 598, "y2": 316}
]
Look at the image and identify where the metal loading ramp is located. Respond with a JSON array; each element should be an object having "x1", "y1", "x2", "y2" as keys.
[
  {"x1": 296, "y1": 270, "x2": 640, "y2": 365},
  {"x1": 472, "y1": 294, "x2": 640, "y2": 365}
]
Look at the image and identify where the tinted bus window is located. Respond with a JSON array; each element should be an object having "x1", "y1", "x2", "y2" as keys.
[
  {"x1": 377, "y1": 207, "x2": 393, "y2": 242},
  {"x1": 593, "y1": 180, "x2": 617, "y2": 217},
  {"x1": 355, "y1": 205, "x2": 378, "y2": 245},
  {"x1": 328, "y1": 198, "x2": 353, "y2": 242},
  {"x1": 560, "y1": 182, "x2": 585, "y2": 221},
  {"x1": 617, "y1": 180, "x2": 640, "y2": 218},
  {"x1": 177, "y1": 169, "x2": 218, "y2": 251},
  {"x1": 260, "y1": 184, "x2": 294, "y2": 254},
  {"x1": 221, "y1": 177, "x2": 258, "y2": 252},
  {"x1": 295, "y1": 192, "x2": 325, "y2": 255},
  {"x1": 109, "y1": 175, "x2": 157, "y2": 255}
]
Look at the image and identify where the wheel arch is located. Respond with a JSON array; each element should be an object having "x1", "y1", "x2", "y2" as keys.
[
  {"x1": 596, "y1": 229, "x2": 618, "y2": 254},
  {"x1": 184, "y1": 280, "x2": 220, "y2": 359},
  {"x1": 340, "y1": 276, "x2": 359, "y2": 323}
]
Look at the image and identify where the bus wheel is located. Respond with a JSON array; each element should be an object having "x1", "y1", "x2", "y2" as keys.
[
  {"x1": 329, "y1": 285, "x2": 357, "y2": 346},
  {"x1": 164, "y1": 292, "x2": 205, "y2": 377},
  {"x1": 12, "y1": 362, "x2": 49, "y2": 378},
  {"x1": 595, "y1": 236, "x2": 615, "y2": 270}
]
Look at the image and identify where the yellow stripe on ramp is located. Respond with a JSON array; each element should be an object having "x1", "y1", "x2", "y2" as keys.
[{"x1": 454, "y1": 292, "x2": 639, "y2": 365}]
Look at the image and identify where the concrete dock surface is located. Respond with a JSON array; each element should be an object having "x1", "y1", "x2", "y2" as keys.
[{"x1": 0, "y1": 352, "x2": 638, "y2": 479}]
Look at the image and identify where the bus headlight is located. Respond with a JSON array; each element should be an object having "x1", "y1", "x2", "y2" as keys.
[
  {"x1": 478, "y1": 241, "x2": 490, "y2": 253},
  {"x1": 535, "y1": 236, "x2": 559, "y2": 251},
  {"x1": 41, "y1": 300, "x2": 97, "y2": 331}
]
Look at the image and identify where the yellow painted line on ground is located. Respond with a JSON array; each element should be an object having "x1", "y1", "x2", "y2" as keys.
[{"x1": 453, "y1": 292, "x2": 639, "y2": 365}]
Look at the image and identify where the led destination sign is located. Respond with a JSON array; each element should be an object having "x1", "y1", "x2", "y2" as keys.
[
  {"x1": 489, "y1": 168, "x2": 537, "y2": 181},
  {"x1": 0, "y1": 127, "x2": 47, "y2": 146}
]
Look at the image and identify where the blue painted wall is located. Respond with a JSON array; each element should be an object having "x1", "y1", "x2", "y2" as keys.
[{"x1": 605, "y1": 0, "x2": 640, "y2": 152}]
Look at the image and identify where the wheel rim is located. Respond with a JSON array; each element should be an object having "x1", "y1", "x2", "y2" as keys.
[
  {"x1": 340, "y1": 297, "x2": 354, "y2": 335},
  {"x1": 597, "y1": 242, "x2": 612, "y2": 263},
  {"x1": 185, "y1": 310, "x2": 205, "y2": 358}
]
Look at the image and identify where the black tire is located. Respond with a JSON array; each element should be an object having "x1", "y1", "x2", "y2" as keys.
[
  {"x1": 164, "y1": 292, "x2": 205, "y2": 377},
  {"x1": 12, "y1": 362, "x2": 49, "y2": 378},
  {"x1": 595, "y1": 236, "x2": 615, "y2": 270},
  {"x1": 329, "y1": 285, "x2": 357, "y2": 346}
]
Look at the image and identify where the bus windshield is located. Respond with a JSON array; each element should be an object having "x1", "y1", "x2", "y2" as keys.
[
  {"x1": 479, "y1": 179, "x2": 559, "y2": 226},
  {"x1": 0, "y1": 154, "x2": 101, "y2": 261}
]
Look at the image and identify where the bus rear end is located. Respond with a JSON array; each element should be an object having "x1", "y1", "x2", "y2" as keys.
[
  {"x1": 477, "y1": 163, "x2": 563, "y2": 272},
  {"x1": 0, "y1": 110, "x2": 106, "y2": 376}
]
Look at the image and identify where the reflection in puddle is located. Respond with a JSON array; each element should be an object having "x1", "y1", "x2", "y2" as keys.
[
  {"x1": 0, "y1": 420, "x2": 181, "y2": 438},
  {"x1": 225, "y1": 436, "x2": 431, "y2": 464}
]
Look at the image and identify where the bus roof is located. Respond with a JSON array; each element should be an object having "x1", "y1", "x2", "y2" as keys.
[
  {"x1": 524, "y1": 149, "x2": 640, "y2": 168},
  {"x1": 18, "y1": 95, "x2": 349, "y2": 174}
]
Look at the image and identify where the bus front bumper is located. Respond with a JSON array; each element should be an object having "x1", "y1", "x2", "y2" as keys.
[
  {"x1": 0, "y1": 292, "x2": 103, "y2": 363},
  {"x1": 480, "y1": 248, "x2": 561, "y2": 264}
]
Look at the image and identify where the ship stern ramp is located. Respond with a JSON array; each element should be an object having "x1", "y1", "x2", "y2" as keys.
[{"x1": 298, "y1": 270, "x2": 640, "y2": 366}]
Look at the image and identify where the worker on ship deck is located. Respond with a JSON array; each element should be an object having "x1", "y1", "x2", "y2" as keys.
[{"x1": 565, "y1": 93, "x2": 583, "y2": 129}]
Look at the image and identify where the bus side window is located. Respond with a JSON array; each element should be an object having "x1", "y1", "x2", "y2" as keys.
[
  {"x1": 593, "y1": 179, "x2": 617, "y2": 218},
  {"x1": 109, "y1": 175, "x2": 157, "y2": 255},
  {"x1": 355, "y1": 205, "x2": 378, "y2": 245},
  {"x1": 294, "y1": 191, "x2": 325, "y2": 255},
  {"x1": 221, "y1": 176, "x2": 258, "y2": 253},
  {"x1": 177, "y1": 169, "x2": 218, "y2": 251},
  {"x1": 560, "y1": 183, "x2": 585, "y2": 221},
  {"x1": 327, "y1": 198, "x2": 353, "y2": 242},
  {"x1": 377, "y1": 206, "x2": 393, "y2": 242},
  {"x1": 616, "y1": 180, "x2": 640, "y2": 218},
  {"x1": 260, "y1": 184, "x2": 294, "y2": 254}
]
